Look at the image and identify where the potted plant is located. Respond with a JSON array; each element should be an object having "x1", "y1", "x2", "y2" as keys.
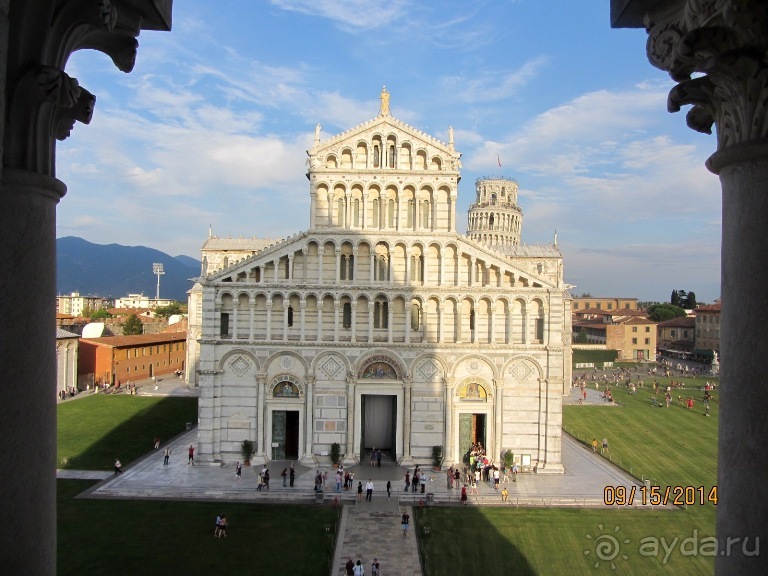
[
  {"x1": 240, "y1": 439, "x2": 254, "y2": 466},
  {"x1": 502, "y1": 449, "x2": 515, "y2": 472},
  {"x1": 330, "y1": 442, "x2": 341, "y2": 468},
  {"x1": 431, "y1": 445, "x2": 444, "y2": 471}
]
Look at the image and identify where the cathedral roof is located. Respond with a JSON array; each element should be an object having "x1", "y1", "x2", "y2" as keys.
[
  {"x1": 202, "y1": 237, "x2": 284, "y2": 252},
  {"x1": 488, "y1": 243, "x2": 562, "y2": 258}
]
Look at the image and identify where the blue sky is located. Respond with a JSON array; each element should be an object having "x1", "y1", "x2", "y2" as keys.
[{"x1": 56, "y1": 1, "x2": 721, "y2": 303}]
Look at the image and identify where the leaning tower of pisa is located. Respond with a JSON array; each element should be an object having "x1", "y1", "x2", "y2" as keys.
[{"x1": 466, "y1": 176, "x2": 523, "y2": 247}]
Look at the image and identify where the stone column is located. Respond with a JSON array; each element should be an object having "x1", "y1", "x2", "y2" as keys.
[
  {"x1": 443, "y1": 377, "x2": 454, "y2": 467},
  {"x1": 249, "y1": 299, "x2": 255, "y2": 341},
  {"x1": 333, "y1": 299, "x2": 340, "y2": 342},
  {"x1": 300, "y1": 299, "x2": 306, "y2": 342},
  {"x1": 265, "y1": 302, "x2": 273, "y2": 341},
  {"x1": 317, "y1": 301, "x2": 323, "y2": 342},
  {"x1": 611, "y1": 3, "x2": 768, "y2": 572},
  {"x1": 288, "y1": 254, "x2": 294, "y2": 281},
  {"x1": 344, "y1": 374, "x2": 357, "y2": 463},
  {"x1": 255, "y1": 372, "x2": 268, "y2": 462},
  {"x1": 318, "y1": 247, "x2": 324, "y2": 282},
  {"x1": 282, "y1": 303, "x2": 289, "y2": 342},
  {"x1": 335, "y1": 249, "x2": 341, "y2": 282},
  {"x1": 351, "y1": 300, "x2": 358, "y2": 342},
  {"x1": 401, "y1": 376, "x2": 414, "y2": 465},
  {"x1": 232, "y1": 302, "x2": 239, "y2": 339},
  {"x1": 301, "y1": 376, "x2": 316, "y2": 465},
  {"x1": 0, "y1": 169, "x2": 63, "y2": 575},
  {"x1": 404, "y1": 249, "x2": 411, "y2": 285},
  {"x1": 302, "y1": 248, "x2": 308, "y2": 283},
  {"x1": 367, "y1": 302, "x2": 374, "y2": 343},
  {"x1": 405, "y1": 303, "x2": 412, "y2": 344},
  {"x1": 309, "y1": 190, "x2": 317, "y2": 229}
]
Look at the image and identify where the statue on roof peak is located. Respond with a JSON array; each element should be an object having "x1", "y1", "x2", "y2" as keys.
[{"x1": 379, "y1": 85, "x2": 390, "y2": 116}]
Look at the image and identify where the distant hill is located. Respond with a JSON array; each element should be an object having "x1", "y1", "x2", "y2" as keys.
[{"x1": 57, "y1": 237, "x2": 200, "y2": 301}]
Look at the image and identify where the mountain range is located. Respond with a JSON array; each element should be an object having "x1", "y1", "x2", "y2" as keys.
[{"x1": 57, "y1": 236, "x2": 200, "y2": 301}]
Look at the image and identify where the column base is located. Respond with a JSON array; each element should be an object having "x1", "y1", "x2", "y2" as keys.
[{"x1": 535, "y1": 462, "x2": 565, "y2": 474}]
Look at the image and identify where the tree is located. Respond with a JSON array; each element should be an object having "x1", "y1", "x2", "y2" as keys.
[
  {"x1": 122, "y1": 313, "x2": 143, "y2": 335},
  {"x1": 154, "y1": 302, "x2": 183, "y2": 318},
  {"x1": 683, "y1": 291, "x2": 697, "y2": 309},
  {"x1": 575, "y1": 327, "x2": 589, "y2": 344},
  {"x1": 671, "y1": 290, "x2": 681, "y2": 307},
  {"x1": 91, "y1": 308, "x2": 110, "y2": 320},
  {"x1": 647, "y1": 303, "x2": 687, "y2": 322}
]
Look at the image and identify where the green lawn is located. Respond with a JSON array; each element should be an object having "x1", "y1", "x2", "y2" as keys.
[
  {"x1": 58, "y1": 480, "x2": 339, "y2": 576},
  {"x1": 57, "y1": 395, "x2": 198, "y2": 469}
]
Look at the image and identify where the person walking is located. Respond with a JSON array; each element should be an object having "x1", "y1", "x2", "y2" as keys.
[
  {"x1": 163, "y1": 447, "x2": 171, "y2": 465},
  {"x1": 353, "y1": 559, "x2": 364, "y2": 576},
  {"x1": 217, "y1": 514, "x2": 227, "y2": 537},
  {"x1": 153, "y1": 436, "x2": 160, "y2": 450},
  {"x1": 114, "y1": 459, "x2": 123, "y2": 475},
  {"x1": 386, "y1": 480, "x2": 392, "y2": 501},
  {"x1": 345, "y1": 558, "x2": 355, "y2": 576},
  {"x1": 404, "y1": 471, "x2": 410, "y2": 491},
  {"x1": 188, "y1": 444, "x2": 195, "y2": 465},
  {"x1": 357, "y1": 481, "x2": 363, "y2": 502},
  {"x1": 281, "y1": 467, "x2": 288, "y2": 487},
  {"x1": 365, "y1": 479, "x2": 374, "y2": 502},
  {"x1": 401, "y1": 511, "x2": 410, "y2": 535},
  {"x1": 235, "y1": 461, "x2": 242, "y2": 480},
  {"x1": 289, "y1": 463, "x2": 295, "y2": 487},
  {"x1": 371, "y1": 558, "x2": 380, "y2": 576}
]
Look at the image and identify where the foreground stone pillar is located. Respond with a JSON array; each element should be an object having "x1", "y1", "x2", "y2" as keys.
[
  {"x1": 0, "y1": 169, "x2": 65, "y2": 574},
  {"x1": 611, "y1": 2, "x2": 768, "y2": 573},
  {"x1": 0, "y1": 2, "x2": 173, "y2": 573}
]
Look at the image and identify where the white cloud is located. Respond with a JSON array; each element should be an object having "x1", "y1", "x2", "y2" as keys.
[
  {"x1": 442, "y1": 56, "x2": 549, "y2": 103},
  {"x1": 269, "y1": 0, "x2": 409, "y2": 30}
]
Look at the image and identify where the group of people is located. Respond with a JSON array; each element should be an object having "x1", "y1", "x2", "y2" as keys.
[
  {"x1": 280, "y1": 464, "x2": 296, "y2": 487},
  {"x1": 403, "y1": 467, "x2": 429, "y2": 493},
  {"x1": 213, "y1": 513, "x2": 228, "y2": 537},
  {"x1": 257, "y1": 465, "x2": 270, "y2": 490},
  {"x1": 369, "y1": 447, "x2": 383, "y2": 467},
  {"x1": 57, "y1": 386, "x2": 77, "y2": 401},
  {"x1": 345, "y1": 557, "x2": 381, "y2": 576}
]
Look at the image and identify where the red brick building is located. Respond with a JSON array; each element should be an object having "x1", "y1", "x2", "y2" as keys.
[{"x1": 78, "y1": 332, "x2": 187, "y2": 387}]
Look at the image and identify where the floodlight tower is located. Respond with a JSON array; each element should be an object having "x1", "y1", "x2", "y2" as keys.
[{"x1": 153, "y1": 263, "x2": 165, "y2": 301}]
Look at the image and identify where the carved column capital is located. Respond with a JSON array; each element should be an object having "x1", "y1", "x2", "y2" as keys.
[{"x1": 639, "y1": 1, "x2": 768, "y2": 156}]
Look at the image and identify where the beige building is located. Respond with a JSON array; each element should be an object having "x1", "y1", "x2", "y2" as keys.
[
  {"x1": 56, "y1": 292, "x2": 107, "y2": 317},
  {"x1": 188, "y1": 90, "x2": 571, "y2": 472},
  {"x1": 56, "y1": 329, "x2": 79, "y2": 396},
  {"x1": 656, "y1": 316, "x2": 695, "y2": 351},
  {"x1": 572, "y1": 297, "x2": 637, "y2": 312},
  {"x1": 695, "y1": 302, "x2": 721, "y2": 353},
  {"x1": 573, "y1": 310, "x2": 657, "y2": 361},
  {"x1": 114, "y1": 294, "x2": 175, "y2": 309}
]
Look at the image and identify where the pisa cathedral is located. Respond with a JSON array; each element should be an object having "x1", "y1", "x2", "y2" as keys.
[{"x1": 187, "y1": 89, "x2": 571, "y2": 472}]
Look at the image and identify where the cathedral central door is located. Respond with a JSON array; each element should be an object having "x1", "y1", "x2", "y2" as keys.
[
  {"x1": 361, "y1": 395, "x2": 396, "y2": 455},
  {"x1": 271, "y1": 410, "x2": 299, "y2": 460},
  {"x1": 458, "y1": 413, "x2": 486, "y2": 460}
]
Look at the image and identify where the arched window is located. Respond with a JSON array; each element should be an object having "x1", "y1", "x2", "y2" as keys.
[
  {"x1": 388, "y1": 199, "x2": 395, "y2": 228},
  {"x1": 489, "y1": 214, "x2": 495, "y2": 229},
  {"x1": 407, "y1": 199, "x2": 414, "y2": 228},
  {"x1": 373, "y1": 145, "x2": 380, "y2": 167},
  {"x1": 388, "y1": 145, "x2": 395, "y2": 168},
  {"x1": 372, "y1": 199, "x2": 379, "y2": 228},
  {"x1": 421, "y1": 200, "x2": 430, "y2": 229},
  {"x1": 287, "y1": 306, "x2": 293, "y2": 327},
  {"x1": 342, "y1": 303, "x2": 352, "y2": 328},
  {"x1": 469, "y1": 309, "x2": 475, "y2": 331},
  {"x1": 353, "y1": 199, "x2": 360, "y2": 227},
  {"x1": 376, "y1": 255, "x2": 389, "y2": 281}
]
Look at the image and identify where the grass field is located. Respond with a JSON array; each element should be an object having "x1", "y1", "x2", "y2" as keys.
[
  {"x1": 57, "y1": 395, "x2": 198, "y2": 469},
  {"x1": 58, "y1": 480, "x2": 339, "y2": 576},
  {"x1": 57, "y1": 375, "x2": 720, "y2": 575}
]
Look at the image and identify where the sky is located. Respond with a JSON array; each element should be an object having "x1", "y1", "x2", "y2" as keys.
[{"x1": 56, "y1": 0, "x2": 722, "y2": 304}]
